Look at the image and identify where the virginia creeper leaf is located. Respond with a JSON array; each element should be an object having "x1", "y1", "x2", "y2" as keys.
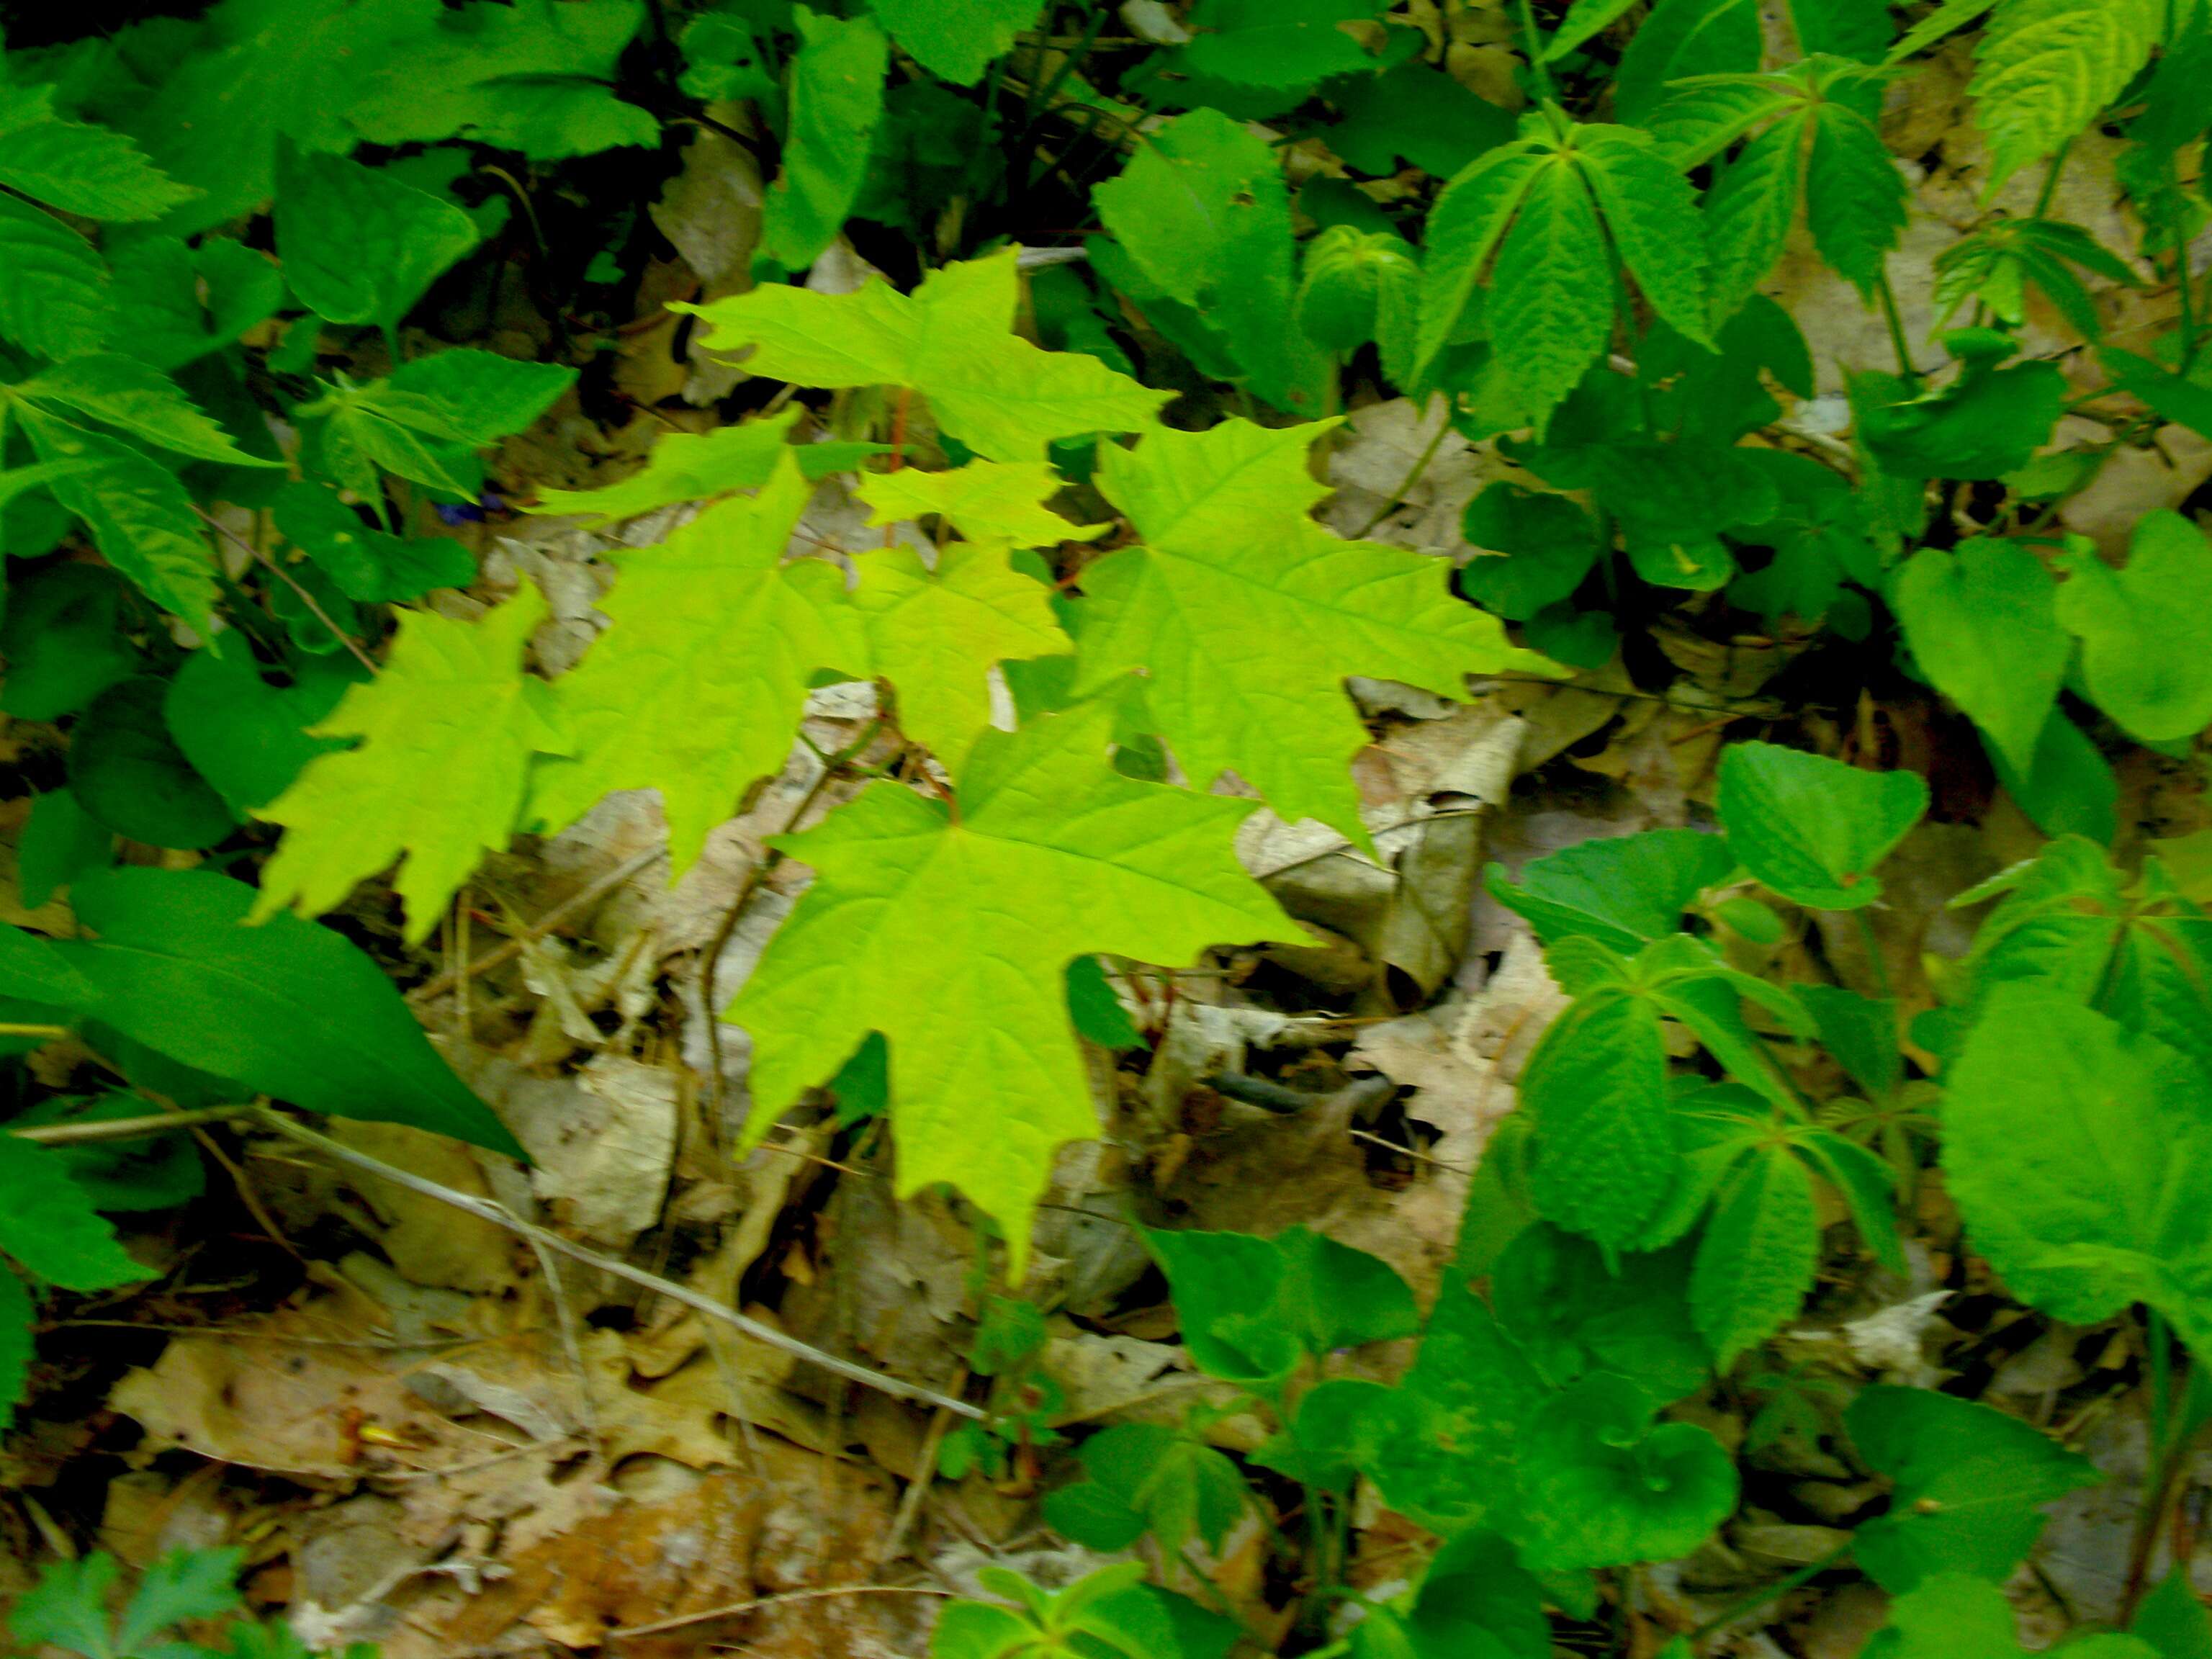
[
  {"x1": 253, "y1": 588, "x2": 569, "y2": 944},
  {"x1": 1943, "y1": 988, "x2": 2212, "y2": 1357},
  {"x1": 1691, "y1": 1143, "x2": 1820, "y2": 1368},
  {"x1": 2054, "y1": 513, "x2": 2212, "y2": 744},
  {"x1": 854, "y1": 538, "x2": 1070, "y2": 765},
  {"x1": 1894, "y1": 537, "x2": 2067, "y2": 776},
  {"x1": 1574, "y1": 127, "x2": 1712, "y2": 346},
  {"x1": 730, "y1": 700, "x2": 1297, "y2": 1264},
  {"x1": 1846, "y1": 1383, "x2": 2100, "y2": 1591},
  {"x1": 1714, "y1": 742, "x2": 1929, "y2": 910},
  {"x1": 2134, "y1": 1570, "x2": 2212, "y2": 1659},
  {"x1": 1071, "y1": 418, "x2": 1550, "y2": 842},
  {"x1": 1615, "y1": 0, "x2": 1761, "y2": 127},
  {"x1": 1702, "y1": 114, "x2": 1808, "y2": 327},
  {"x1": 1414, "y1": 142, "x2": 1546, "y2": 379},
  {"x1": 856, "y1": 460, "x2": 1108, "y2": 547},
  {"x1": 677, "y1": 248, "x2": 1170, "y2": 461},
  {"x1": 525, "y1": 454, "x2": 866, "y2": 868},
  {"x1": 1486, "y1": 158, "x2": 1614, "y2": 433},
  {"x1": 760, "y1": 11, "x2": 889, "y2": 271},
  {"x1": 1969, "y1": 0, "x2": 2162, "y2": 194},
  {"x1": 1807, "y1": 98, "x2": 1909, "y2": 295},
  {"x1": 1521, "y1": 977, "x2": 1676, "y2": 1249},
  {"x1": 56, "y1": 866, "x2": 520, "y2": 1154}
]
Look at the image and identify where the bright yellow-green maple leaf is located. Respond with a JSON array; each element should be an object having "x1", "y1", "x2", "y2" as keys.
[
  {"x1": 1069, "y1": 418, "x2": 1557, "y2": 843},
  {"x1": 853, "y1": 537, "x2": 1069, "y2": 765},
  {"x1": 525, "y1": 451, "x2": 866, "y2": 869},
  {"x1": 253, "y1": 586, "x2": 566, "y2": 943},
  {"x1": 731, "y1": 698, "x2": 1298, "y2": 1264},
  {"x1": 672, "y1": 247, "x2": 1170, "y2": 461},
  {"x1": 855, "y1": 459, "x2": 1110, "y2": 547}
]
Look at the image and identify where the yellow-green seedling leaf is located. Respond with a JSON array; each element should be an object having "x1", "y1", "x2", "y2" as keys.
[
  {"x1": 0, "y1": 79, "x2": 197, "y2": 222},
  {"x1": 730, "y1": 699, "x2": 1298, "y2": 1267},
  {"x1": 1071, "y1": 418, "x2": 1554, "y2": 844},
  {"x1": 853, "y1": 538, "x2": 1070, "y2": 765},
  {"x1": 524, "y1": 451, "x2": 866, "y2": 868},
  {"x1": 760, "y1": 10, "x2": 889, "y2": 271},
  {"x1": 1894, "y1": 537, "x2": 2067, "y2": 777},
  {"x1": 855, "y1": 461, "x2": 1109, "y2": 547},
  {"x1": 868, "y1": 0, "x2": 1042, "y2": 84},
  {"x1": 1515, "y1": 1373, "x2": 1739, "y2": 1569},
  {"x1": 675, "y1": 247, "x2": 1171, "y2": 461},
  {"x1": 1714, "y1": 742, "x2": 1928, "y2": 911},
  {"x1": 1847, "y1": 1383, "x2": 2099, "y2": 1593},
  {"x1": 9, "y1": 354, "x2": 281, "y2": 469},
  {"x1": 274, "y1": 143, "x2": 482, "y2": 333},
  {"x1": 2055, "y1": 513, "x2": 2212, "y2": 744},
  {"x1": 1969, "y1": 0, "x2": 2162, "y2": 194},
  {"x1": 524, "y1": 408, "x2": 883, "y2": 525},
  {"x1": 253, "y1": 587, "x2": 567, "y2": 943},
  {"x1": 58, "y1": 867, "x2": 519, "y2": 1153},
  {"x1": 0, "y1": 1137, "x2": 149, "y2": 1291},
  {"x1": 1944, "y1": 987, "x2": 2212, "y2": 1359}
]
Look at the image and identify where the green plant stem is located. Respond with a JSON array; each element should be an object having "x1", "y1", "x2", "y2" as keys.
[
  {"x1": 0, "y1": 1022, "x2": 71, "y2": 1042},
  {"x1": 1352, "y1": 398, "x2": 1451, "y2": 538},
  {"x1": 1876, "y1": 271, "x2": 1917, "y2": 384},
  {"x1": 1853, "y1": 908, "x2": 1894, "y2": 1000},
  {"x1": 2031, "y1": 136, "x2": 2074, "y2": 218},
  {"x1": 1516, "y1": 0, "x2": 1556, "y2": 101},
  {"x1": 2121, "y1": 1308, "x2": 2194, "y2": 1622},
  {"x1": 1686, "y1": 1537, "x2": 1856, "y2": 1645}
]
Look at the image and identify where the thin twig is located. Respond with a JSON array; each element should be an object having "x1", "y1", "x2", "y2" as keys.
[
  {"x1": 251, "y1": 1106, "x2": 985, "y2": 1421},
  {"x1": 192, "y1": 506, "x2": 383, "y2": 678},
  {"x1": 606, "y1": 1583, "x2": 952, "y2": 1642},
  {"x1": 408, "y1": 845, "x2": 665, "y2": 1004},
  {"x1": 7, "y1": 1106, "x2": 253, "y2": 1147},
  {"x1": 702, "y1": 721, "x2": 881, "y2": 1127}
]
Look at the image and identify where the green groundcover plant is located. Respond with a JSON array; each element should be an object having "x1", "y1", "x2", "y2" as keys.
[{"x1": 0, "y1": 0, "x2": 2210, "y2": 1651}]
